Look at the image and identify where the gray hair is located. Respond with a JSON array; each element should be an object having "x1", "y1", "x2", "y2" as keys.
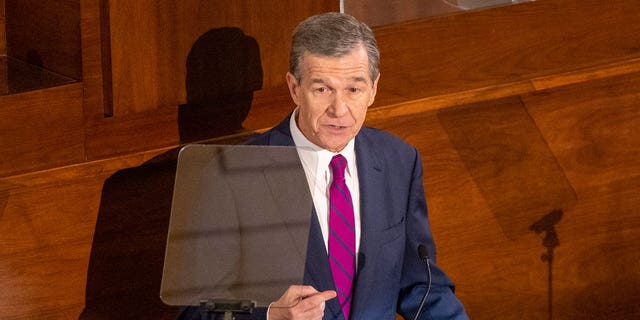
[{"x1": 289, "y1": 12, "x2": 380, "y2": 84}]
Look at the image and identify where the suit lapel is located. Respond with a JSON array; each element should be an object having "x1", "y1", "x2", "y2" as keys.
[
  {"x1": 266, "y1": 116, "x2": 295, "y2": 147},
  {"x1": 260, "y1": 147, "x2": 313, "y2": 277},
  {"x1": 350, "y1": 130, "x2": 386, "y2": 318}
]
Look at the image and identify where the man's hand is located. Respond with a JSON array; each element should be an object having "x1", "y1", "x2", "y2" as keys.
[{"x1": 268, "y1": 285, "x2": 337, "y2": 320}]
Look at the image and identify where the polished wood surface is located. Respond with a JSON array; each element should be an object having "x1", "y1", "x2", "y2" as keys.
[
  {"x1": 105, "y1": 0, "x2": 337, "y2": 116},
  {"x1": 0, "y1": 0, "x2": 6, "y2": 54},
  {"x1": 0, "y1": 83, "x2": 85, "y2": 176},
  {"x1": 82, "y1": 0, "x2": 338, "y2": 159},
  {"x1": 0, "y1": 167, "x2": 109, "y2": 318},
  {"x1": 1, "y1": 70, "x2": 637, "y2": 319},
  {"x1": 3, "y1": 0, "x2": 640, "y2": 169},
  {"x1": 1, "y1": 0, "x2": 639, "y2": 318},
  {"x1": 5, "y1": 0, "x2": 82, "y2": 80},
  {"x1": 367, "y1": 71, "x2": 640, "y2": 318},
  {"x1": 372, "y1": 0, "x2": 640, "y2": 109},
  {"x1": 0, "y1": 0, "x2": 5, "y2": 94},
  {"x1": 0, "y1": 0, "x2": 338, "y2": 173},
  {"x1": 0, "y1": 56, "x2": 77, "y2": 95}
]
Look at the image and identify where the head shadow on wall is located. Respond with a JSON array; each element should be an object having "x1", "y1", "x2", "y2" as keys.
[
  {"x1": 179, "y1": 27, "x2": 263, "y2": 142},
  {"x1": 80, "y1": 27, "x2": 262, "y2": 320}
]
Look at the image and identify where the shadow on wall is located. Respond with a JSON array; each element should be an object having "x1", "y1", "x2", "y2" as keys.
[
  {"x1": 179, "y1": 27, "x2": 263, "y2": 142},
  {"x1": 436, "y1": 96, "x2": 576, "y2": 320},
  {"x1": 80, "y1": 27, "x2": 262, "y2": 320},
  {"x1": 436, "y1": 97, "x2": 576, "y2": 241}
]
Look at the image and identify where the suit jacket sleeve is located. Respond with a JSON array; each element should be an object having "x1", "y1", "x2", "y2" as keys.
[{"x1": 396, "y1": 148, "x2": 469, "y2": 320}]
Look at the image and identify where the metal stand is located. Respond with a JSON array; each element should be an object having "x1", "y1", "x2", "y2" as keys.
[{"x1": 199, "y1": 299, "x2": 255, "y2": 320}]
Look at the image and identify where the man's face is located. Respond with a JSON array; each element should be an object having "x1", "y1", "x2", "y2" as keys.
[{"x1": 286, "y1": 45, "x2": 380, "y2": 152}]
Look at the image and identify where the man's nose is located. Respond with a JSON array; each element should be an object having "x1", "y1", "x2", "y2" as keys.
[{"x1": 328, "y1": 92, "x2": 348, "y2": 117}]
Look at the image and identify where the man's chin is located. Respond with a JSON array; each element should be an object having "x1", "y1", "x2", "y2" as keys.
[
  {"x1": 320, "y1": 140, "x2": 350, "y2": 152},
  {"x1": 314, "y1": 131, "x2": 355, "y2": 152}
]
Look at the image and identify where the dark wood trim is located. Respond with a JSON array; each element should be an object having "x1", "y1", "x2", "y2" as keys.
[{"x1": 99, "y1": 0, "x2": 113, "y2": 116}]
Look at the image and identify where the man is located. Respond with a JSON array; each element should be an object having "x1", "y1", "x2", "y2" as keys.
[
  {"x1": 248, "y1": 12, "x2": 468, "y2": 320},
  {"x1": 178, "y1": 12, "x2": 467, "y2": 320}
]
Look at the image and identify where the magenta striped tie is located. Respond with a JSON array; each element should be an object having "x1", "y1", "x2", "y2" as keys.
[{"x1": 328, "y1": 154, "x2": 356, "y2": 319}]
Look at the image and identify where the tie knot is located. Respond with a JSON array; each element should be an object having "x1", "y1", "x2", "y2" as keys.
[{"x1": 330, "y1": 154, "x2": 347, "y2": 181}]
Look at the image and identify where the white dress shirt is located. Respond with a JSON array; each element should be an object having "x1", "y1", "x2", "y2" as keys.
[{"x1": 289, "y1": 109, "x2": 362, "y2": 256}]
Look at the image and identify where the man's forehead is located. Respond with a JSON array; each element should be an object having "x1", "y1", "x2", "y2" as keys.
[
  {"x1": 308, "y1": 74, "x2": 369, "y2": 83},
  {"x1": 303, "y1": 48, "x2": 369, "y2": 66},
  {"x1": 302, "y1": 61, "x2": 371, "y2": 84}
]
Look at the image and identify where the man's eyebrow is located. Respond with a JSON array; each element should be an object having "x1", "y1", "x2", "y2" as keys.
[
  {"x1": 310, "y1": 78, "x2": 327, "y2": 84},
  {"x1": 350, "y1": 76, "x2": 368, "y2": 84},
  {"x1": 308, "y1": 76, "x2": 368, "y2": 85}
]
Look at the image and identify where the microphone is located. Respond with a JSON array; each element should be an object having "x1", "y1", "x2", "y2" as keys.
[
  {"x1": 418, "y1": 244, "x2": 430, "y2": 264},
  {"x1": 412, "y1": 244, "x2": 432, "y2": 320}
]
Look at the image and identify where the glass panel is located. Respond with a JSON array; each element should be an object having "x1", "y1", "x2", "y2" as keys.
[
  {"x1": 0, "y1": 55, "x2": 76, "y2": 96},
  {"x1": 343, "y1": 0, "x2": 535, "y2": 27},
  {"x1": 160, "y1": 144, "x2": 313, "y2": 308}
]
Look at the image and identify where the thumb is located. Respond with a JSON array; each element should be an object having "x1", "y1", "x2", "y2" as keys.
[{"x1": 293, "y1": 285, "x2": 321, "y2": 299}]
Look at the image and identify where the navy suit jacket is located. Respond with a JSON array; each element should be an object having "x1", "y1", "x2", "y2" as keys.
[{"x1": 179, "y1": 115, "x2": 468, "y2": 319}]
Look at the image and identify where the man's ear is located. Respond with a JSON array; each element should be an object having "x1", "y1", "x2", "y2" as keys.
[
  {"x1": 286, "y1": 72, "x2": 300, "y2": 106},
  {"x1": 368, "y1": 73, "x2": 381, "y2": 106}
]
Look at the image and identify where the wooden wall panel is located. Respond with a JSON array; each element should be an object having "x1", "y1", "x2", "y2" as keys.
[
  {"x1": 372, "y1": 0, "x2": 640, "y2": 109},
  {"x1": 0, "y1": 83, "x2": 85, "y2": 176},
  {"x1": 0, "y1": 0, "x2": 6, "y2": 54},
  {"x1": 82, "y1": 0, "x2": 337, "y2": 160},
  {"x1": 82, "y1": 0, "x2": 640, "y2": 161},
  {"x1": 522, "y1": 72, "x2": 640, "y2": 318},
  {"x1": 0, "y1": 135, "x2": 252, "y2": 319},
  {"x1": 520, "y1": 75, "x2": 638, "y2": 318},
  {"x1": 1, "y1": 0, "x2": 7, "y2": 95},
  {"x1": 5, "y1": 0, "x2": 82, "y2": 80},
  {"x1": 0, "y1": 59, "x2": 7, "y2": 96},
  {"x1": 436, "y1": 97, "x2": 577, "y2": 240},
  {"x1": 105, "y1": 0, "x2": 338, "y2": 116},
  {"x1": 1, "y1": 55, "x2": 639, "y2": 320},
  {"x1": 1, "y1": 1, "x2": 639, "y2": 319},
  {"x1": 364, "y1": 72, "x2": 640, "y2": 319},
  {"x1": 0, "y1": 60, "x2": 9, "y2": 96},
  {"x1": 0, "y1": 148, "x2": 178, "y2": 319},
  {"x1": 523, "y1": 72, "x2": 640, "y2": 193},
  {"x1": 0, "y1": 176, "x2": 104, "y2": 318},
  {"x1": 86, "y1": 105, "x2": 180, "y2": 157},
  {"x1": 80, "y1": 0, "x2": 106, "y2": 119},
  {"x1": 368, "y1": 100, "x2": 554, "y2": 319}
]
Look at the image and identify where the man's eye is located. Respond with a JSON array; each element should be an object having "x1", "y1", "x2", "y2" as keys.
[
  {"x1": 316, "y1": 87, "x2": 328, "y2": 93},
  {"x1": 349, "y1": 87, "x2": 360, "y2": 93}
]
